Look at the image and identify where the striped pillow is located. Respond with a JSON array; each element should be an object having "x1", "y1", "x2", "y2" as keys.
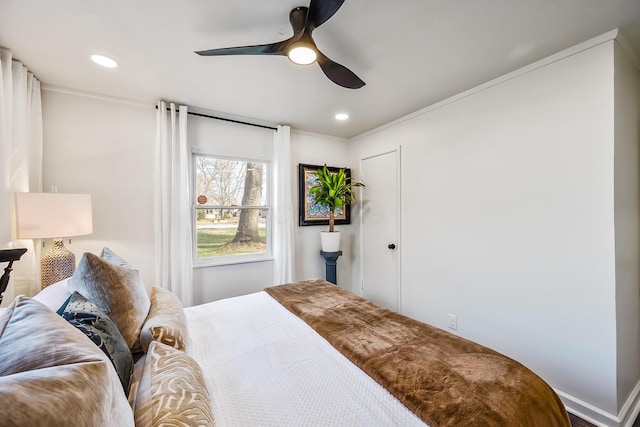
[
  {"x1": 140, "y1": 287, "x2": 188, "y2": 353},
  {"x1": 134, "y1": 341, "x2": 214, "y2": 426}
]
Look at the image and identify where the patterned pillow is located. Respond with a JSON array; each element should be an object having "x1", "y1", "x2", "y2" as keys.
[
  {"x1": 59, "y1": 291, "x2": 134, "y2": 394},
  {"x1": 140, "y1": 287, "x2": 188, "y2": 353},
  {"x1": 0, "y1": 296, "x2": 134, "y2": 426},
  {"x1": 134, "y1": 341, "x2": 214, "y2": 426},
  {"x1": 70, "y1": 252, "x2": 151, "y2": 353}
]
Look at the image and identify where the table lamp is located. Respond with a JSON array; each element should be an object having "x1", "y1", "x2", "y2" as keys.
[{"x1": 14, "y1": 192, "x2": 93, "y2": 288}]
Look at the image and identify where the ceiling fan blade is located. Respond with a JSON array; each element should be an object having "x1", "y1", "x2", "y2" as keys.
[
  {"x1": 195, "y1": 39, "x2": 291, "y2": 57},
  {"x1": 289, "y1": 6, "x2": 308, "y2": 34},
  {"x1": 316, "y1": 51, "x2": 365, "y2": 89},
  {"x1": 307, "y1": 0, "x2": 345, "y2": 29},
  {"x1": 196, "y1": 8, "x2": 308, "y2": 58}
]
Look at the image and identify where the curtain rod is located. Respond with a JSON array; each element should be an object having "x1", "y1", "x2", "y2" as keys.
[{"x1": 156, "y1": 105, "x2": 277, "y2": 131}]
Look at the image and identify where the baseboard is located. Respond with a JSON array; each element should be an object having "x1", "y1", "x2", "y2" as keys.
[
  {"x1": 620, "y1": 381, "x2": 640, "y2": 427},
  {"x1": 558, "y1": 389, "x2": 619, "y2": 427},
  {"x1": 557, "y1": 381, "x2": 640, "y2": 427}
]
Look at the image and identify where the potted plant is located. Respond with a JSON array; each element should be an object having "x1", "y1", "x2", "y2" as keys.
[{"x1": 309, "y1": 164, "x2": 365, "y2": 252}]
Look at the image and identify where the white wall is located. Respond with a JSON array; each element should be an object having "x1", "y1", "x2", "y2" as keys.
[
  {"x1": 290, "y1": 130, "x2": 353, "y2": 289},
  {"x1": 614, "y1": 41, "x2": 640, "y2": 418},
  {"x1": 42, "y1": 89, "x2": 156, "y2": 290},
  {"x1": 350, "y1": 39, "x2": 623, "y2": 422}
]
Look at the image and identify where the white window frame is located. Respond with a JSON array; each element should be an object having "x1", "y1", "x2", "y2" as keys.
[{"x1": 192, "y1": 151, "x2": 273, "y2": 267}]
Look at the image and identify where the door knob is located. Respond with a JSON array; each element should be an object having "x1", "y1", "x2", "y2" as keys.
[{"x1": 388, "y1": 244, "x2": 396, "y2": 250}]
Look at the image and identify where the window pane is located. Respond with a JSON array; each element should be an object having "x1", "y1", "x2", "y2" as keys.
[
  {"x1": 195, "y1": 157, "x2": 266, "y2": 207},
  {"x1": 196, "y1": 208, "x2": 267, "y2": 258}
]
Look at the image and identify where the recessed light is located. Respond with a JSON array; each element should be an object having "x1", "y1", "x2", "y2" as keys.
[
  {"x1": 335, "y1": 113, "x2": 349, "y2": 121},
  {"x1": 90, "y1": 54, "x2": 118, "y2": 68}
]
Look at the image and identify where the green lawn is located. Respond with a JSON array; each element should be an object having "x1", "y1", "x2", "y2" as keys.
[{"x1": 197, "y1": 228, "x2": 266, "y2": 258}]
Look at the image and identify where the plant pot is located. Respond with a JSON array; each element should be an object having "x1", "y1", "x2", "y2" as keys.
[{"x1": 320, "y1": 231, "x2": 341, "y2": 252}]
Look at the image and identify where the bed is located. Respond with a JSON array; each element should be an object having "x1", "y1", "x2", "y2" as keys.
[
  {"x1": 186, "y1": 279, "x2": 570, "y2": 426},
  {"x1": 0, "y1": 249, "x2": 571, "y2": 426}
]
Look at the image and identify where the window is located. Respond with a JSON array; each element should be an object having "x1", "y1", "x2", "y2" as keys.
[{"x1": 193, "y1": 154, "x2": 270, "y2": 265}]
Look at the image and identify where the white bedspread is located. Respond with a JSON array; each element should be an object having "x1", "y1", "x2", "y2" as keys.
[{"x1": 184, "y1": 291, "x2": 427, "y2": 427}]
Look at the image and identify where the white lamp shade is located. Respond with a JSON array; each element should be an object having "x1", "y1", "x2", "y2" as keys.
[{"x1": 14, "y1": 193, "x2": 93, "y2": 239}]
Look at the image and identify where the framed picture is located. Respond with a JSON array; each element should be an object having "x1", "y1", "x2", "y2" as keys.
[{"x1": 298, "y1": 163, "x2": 352, "y2": 226}]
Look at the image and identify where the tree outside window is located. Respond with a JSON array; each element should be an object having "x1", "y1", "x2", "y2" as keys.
[{"x1": 194, "y1": 155, "x2": 269, "y2": 261}]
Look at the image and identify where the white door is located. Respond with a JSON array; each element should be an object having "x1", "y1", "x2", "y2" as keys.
[{"x1": 361, "y1": 150, "x2": 400, "y2": 312}]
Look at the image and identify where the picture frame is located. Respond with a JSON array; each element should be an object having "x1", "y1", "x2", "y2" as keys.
[{"x1": 298, "y1": 163, "x2": 352, "y2": 226}]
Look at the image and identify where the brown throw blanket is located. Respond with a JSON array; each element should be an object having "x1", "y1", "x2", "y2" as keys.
[{"x1": 265, "y1": 280, "x2": 570, "y2": 427}]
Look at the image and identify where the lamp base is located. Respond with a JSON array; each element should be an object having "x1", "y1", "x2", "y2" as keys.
[{"x1": 41, "y1": 239, "x2": 76, "y2": 289}]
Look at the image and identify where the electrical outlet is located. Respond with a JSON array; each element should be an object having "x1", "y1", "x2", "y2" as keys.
[{"x1": 448, "y1": 314, "x2": 457, "y2": 331}]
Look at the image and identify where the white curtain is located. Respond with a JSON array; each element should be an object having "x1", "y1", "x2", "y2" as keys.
[
  {"x1": 272, "y1": 125, "x2": 295, "y2": 284},
  {"x1": 154, "y1": 101, "x2": 193, "y2": 306},
  {"x1": 0, "y1": 48, "x2": 42, "y2": 305}
]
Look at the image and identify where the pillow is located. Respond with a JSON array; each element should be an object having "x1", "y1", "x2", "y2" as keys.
[
  {"x1": 101, "y1": 246, "x2": 131, "y2": 268},
  {"x1": 32, "y1": 277, "x2": 71, "y2": 311},
  {"x1": 140, "y1": 287, "x2": 188, "y2": 353},
  {"x1": 0, "y1": 296, "x2": 134, "y2": 426},
  {"x1": 69, "y1": 252, "x2": 151, "y2": 353},
  {"x1": 128, "y1": 355, "x2": 147, "y2": 409},
  {"x1": 59, "y1": 291, "x2": 134, "y2": 394},
  {"x1": 134, "y1": 341, "x2": 214, "y2": 426}
]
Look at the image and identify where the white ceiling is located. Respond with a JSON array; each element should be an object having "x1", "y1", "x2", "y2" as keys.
[{"x1": 1, "y1": 0, "x2": 639, "y2": 139}]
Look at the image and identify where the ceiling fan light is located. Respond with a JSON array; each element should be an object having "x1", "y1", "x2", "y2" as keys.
[{"x1": 287, "y1": 43, "x2": 317, "y2": 65}]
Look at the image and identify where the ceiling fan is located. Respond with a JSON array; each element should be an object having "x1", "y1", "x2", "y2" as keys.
[{"x1": 195, "y1": 0, "x2": 365, "y2": 89}]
